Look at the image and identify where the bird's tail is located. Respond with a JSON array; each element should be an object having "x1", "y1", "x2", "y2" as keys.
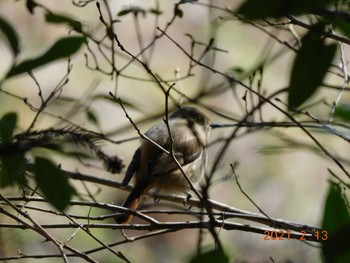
[{"x1": 115, "y1": 183, "x2": 147, "y2": 224}]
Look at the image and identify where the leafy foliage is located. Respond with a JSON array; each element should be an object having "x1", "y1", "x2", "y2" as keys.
[
  {"x1": 45, "y1": 12, "x2": 83, "y2": 32},
  {"x1": 237, "y1": 0, "x2": 335, "y2": 19},
  {"x1": 0, "y1": 153, "x2": 26, "y2": 188},
  {"x1": 0, "y1": 16, "x2": 20, "y2": 56},
  {"x1": 0, "y1": 113, "x2": 25, "y2": 187},
  {"x1": 0, "y1": 112, "x2": 17, "y2": 142},
  {"x1": 288, "y1": 24, "x2": 337, "y2": 109},
  {"x1": 189, "y1": 249, "x2": 229, "y2": 263},
  {"x1": 34, "y1": 157, "x2": 75, "y2": 211},
  {"x1": 6, "y1": 36, "x2": 85, "y2": 78},
  {"x1": 322, "y1": 183, "x2": 350, "y2": 263},
  {"x1": 334, "y1": 104, "x2": 350, "y2": 122}
]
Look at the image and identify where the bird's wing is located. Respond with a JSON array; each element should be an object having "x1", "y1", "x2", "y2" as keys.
[
  {"x1": 121, "y1": 147, "x2": 141, "y2": 187},
  {"x1": 147, "y1": 123, "x2": 203, "y2": 177}
]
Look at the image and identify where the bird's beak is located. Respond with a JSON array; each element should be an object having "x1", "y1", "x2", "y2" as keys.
[{"x1": 210, "y1": 123, "x2": 223, "y2": 129}]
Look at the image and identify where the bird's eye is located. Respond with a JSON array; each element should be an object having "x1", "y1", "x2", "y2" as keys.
[{"x1": 194, "y1": 114, "x2": 205, "y2": 124}]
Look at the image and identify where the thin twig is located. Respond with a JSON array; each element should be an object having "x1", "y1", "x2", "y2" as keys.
[{"x1": 230, "y1": 163, "x2": 272, "y2": 220}]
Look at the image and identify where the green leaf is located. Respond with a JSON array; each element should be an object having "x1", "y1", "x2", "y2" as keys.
[
  {"x1": 226, "y1": 66, "x2": 245, "y2": 77},
  {"x1": 333, "y1": 17, "x2": 350, "y2": 37},
  {"x1": 117, "y1": 7, "x2": 134, "y2": 17},
  {"x1": 117, "y1": 6, "x2": 147, "y2": 17},
  {"x1": 26, "y1": 0, "x2": 38, "y2": 14},
  {"x1": 45, "y1": 12, "x2": 83, "y2": 32},
  {"x1": 86, "y1": 109, "x2": 99, "y2": 126},
  {"x1": 322, "y1": 182, "x2": 350, "y2": 235},
  {"x1": 149, "y1": 8, "x2": 163, "y2": 16},
  {"x1": 322, "y1": 182, "x2": 350, "y2": 263},
  {"x1": 334, "y1": 104, "x2": 350, "y2": 122},
  {"x1": 288, "y1": 24, "x2": 337, "y2": 109},
  {"x1": 175, "y1": 6, "x2": 183, "y2": 18},
  {"x1": 0, "y1": 16, "x2": 20, "y2": 56},
  {"x1": 189, "y1": 249, "x2": 229, "y2": 263},
  {"x1": 236, "y1": 0, "x2": 285, "y2": 19},
  {"x1": 0, "y1": 153, "x2": 26, "y2": 188},
  {"x1": 34, "y1": 157, "x2": 75, "y2": 211},
  {"x1": 0, "y1": 112, "x2": 17, "y2": 142},
  {"x1": 6, "y1": 36, "x2": 85, "y2": 78},
  {"x1": 236, "y1": 0, "x2": 334, "y2": 20}
]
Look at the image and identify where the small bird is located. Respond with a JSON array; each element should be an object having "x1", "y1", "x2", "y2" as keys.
[{"x1": 115, "y1": 106, "x2": 211, "y2": 224}]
